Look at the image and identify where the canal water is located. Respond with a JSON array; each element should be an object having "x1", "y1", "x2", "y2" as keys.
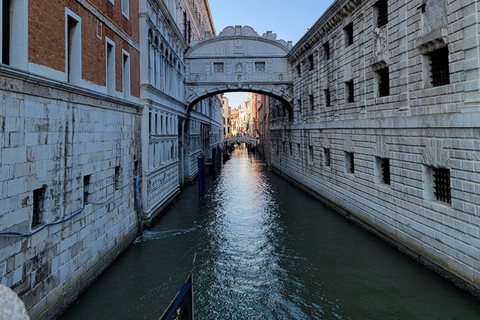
[{"x1": 61, "y1": 144, "x2": 480, "y2": 320}]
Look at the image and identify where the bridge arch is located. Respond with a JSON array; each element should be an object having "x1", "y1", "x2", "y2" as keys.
[{"x1": 184, "y1": 25, "x2": 294, "y2": 118}]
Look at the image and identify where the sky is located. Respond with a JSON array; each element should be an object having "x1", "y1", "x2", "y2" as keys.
[{"x1": 207, "y1": 0, "x2": 333, "y2": 108}]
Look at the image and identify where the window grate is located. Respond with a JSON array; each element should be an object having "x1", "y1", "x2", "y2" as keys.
[
  {"x1": 213, "y1": 62, "x2": 224, "y2": 73},
  {"x1": 255, "y1": 62, "x2": 266, "y2": 72},
  {"x1": 346, "y1": 152, "x2": 354, "y2": 173},
  {"x1": 429, "y1": 47, "x2": 450, "y2": 87},
  {"x1": 309, "y1": 54, "x2": 314, "y2": 70},
  {"x1": 324, "y1": 148, "x2": 331, "y2": 166},
  {"x1": 310, "y1": 94, "x2": 314, "y2": 110},
  {"x1": 378, "y1": 67, "x2": 390, "y2": 97},
  {"x1": 434, "y1": 168, "x2": 451, "y2": 204},
  {"x1": 323, "y1": 42, "x2": 330, "y2": 60}
]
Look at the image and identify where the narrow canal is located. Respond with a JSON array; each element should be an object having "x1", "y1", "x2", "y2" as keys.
[{"x1": 61, "y1": 145, "x2": 480, "y2": 320}]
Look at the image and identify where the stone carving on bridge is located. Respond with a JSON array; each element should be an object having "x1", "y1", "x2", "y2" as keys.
[{"x1": 185, "y1": 26, "x2": 294, "y2": 112}]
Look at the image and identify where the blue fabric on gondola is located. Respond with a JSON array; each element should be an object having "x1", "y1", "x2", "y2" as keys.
[{"x1": 163, "y1": 282, "x2": 193, "y2": 320}]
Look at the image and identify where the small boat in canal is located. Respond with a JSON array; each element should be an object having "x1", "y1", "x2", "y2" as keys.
[{"x1": 159, "y1": 274, "x2": 194, "y2": 320}]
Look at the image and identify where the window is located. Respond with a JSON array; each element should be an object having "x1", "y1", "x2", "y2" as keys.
[
  {"x1": 377, "y1": 67, "x2": 390, "y2": 97},
  {"x1": 324, "y1": 89, "x2": 331, "y2": 107},
  {"x1": 376, "y1": 157, "x2": 391, "y2": 185},
  {"x1": 346, "y1": 80, "x2": 354, "y2": 103},
  {"x1": 122, "y1": 0, "x2": 129, "y2": 19},
  {"x1": 2, "y1": 0, "x2": 11, "y2": 64},
  {"x1": 213, "y1": 62, "x2": 224, "y2": 73},
  {"x1": 375, "y1": 0, "x2": 388, "y2": 28},
  {"x1": 106, "y1": 38, "x2": 115, "y2": 94},
  {"x1": 345, "y1": 152, "x2": 354, "y2": 174},
  {"x1": 84, "y1": 175, "x2": 91, "y2": 203},
  {"x1": 66, "y1": 11, "x2": 82, "y2": 84},
  {"x1": 308, "y1": 54, "x2": 314, "y2": 71},
  {"x1": 122, "y1": 51, "x2": 130, "y2": 99},
  {"x1": 289, "y1": 142, "x2": 293, "y2": 156},
  {"x1": 114, "y1": 166, "x2": 121, "y2": 189},
  {"x1": 2, "y1": 0, "x2": 27, "y2": 68},
  {"x1": 255, "y1": 62, "x2": 266, "y2": 72},
  {"x1": 309, "y1": 94, "x2": 314, "y2": 110},
  {"x1": 323, "y1": 41, "x2": 330, "y2": 60},
  {"x1": 324, "y1": 148, "x2": 331, "y2": 167},
  {"x1": 32, "y1": 186, "x2": 46, "y2": 229},
  {"x1": 297, "y1": 98, "x2": 302, "y2": 112},
  {"x1": 433, "y1": 168, "x2": 451, "y2": 204},
  {"x1": 309, "y1": 146, "x2": 314, "y2": 163},
  {"x1": 428, "y1": 46, "x2": 450, "y2": 87},
  {"x1": 344, "y1": 22, "x2": 354, "y2": 46},
  {"x1": 297, "y1": 64, "x2": 301, "y2": 77}
]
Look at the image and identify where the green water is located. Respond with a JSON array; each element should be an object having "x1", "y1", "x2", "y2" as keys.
[{"x1": 60, "y1": 145, "x2": 480, "y2": 319}]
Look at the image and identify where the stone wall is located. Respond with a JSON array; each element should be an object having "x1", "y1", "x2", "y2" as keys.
[
  {"x1": 0, "y1": 69, "x2": 142, "y2": 318},
  {"x1": 269, "y1": 0, "x2": 480, "y2": 295}
]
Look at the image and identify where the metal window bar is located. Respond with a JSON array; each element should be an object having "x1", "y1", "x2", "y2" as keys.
[
  {"x1": 324, "y1": 149, "x2": 331, "y2": 166},
  {"x1": 430, "y1": 47, "x2": 450, "y2": 86},
  {"x1": 381, "y1": 158, "x2": 390, "y2": 184},
  {"x1": 347, "y1": 152, "x2": 354, "y2": 173},
  {"x1": 434, "y1": 168, "x2": 451, "y2": 204}
]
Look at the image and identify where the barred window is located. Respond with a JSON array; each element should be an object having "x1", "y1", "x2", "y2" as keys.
[
  {"x1": 309, "y1": 94, "x2": 314, "y2": 110},
  {"x1": 434, "y1": 168, "x2": 451, "y2": 204},
  {"x1": 255, "y1": 62, "x2": 266, "y2": 72},
  {"x1": 33, "y1": 186, "x2": 46, "y2": 229},
  {"x1": 213, "y1": 62, "x2": 224, "y2": 73},
  {"x1": 428, "y1": 46, "x2": 450, "y2": 86},
  {"x1": 346, "y1": 80, "x2": 354, "y2": 103},
  {"x1": 378, "y1": 67, "x2": 390, "y2": 97},
  {"x1": 379, "y1": 157, "x2": 391, "y2": 184},
  {"x1": 344, "y1": 23, "x2": 354, "y2": 46},
  {"x1": 375, "y1": 0, "x2": 388, "y2": 28}
]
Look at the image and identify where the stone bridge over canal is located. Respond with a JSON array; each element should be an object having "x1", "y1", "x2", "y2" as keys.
[{"x1": 184, "y1": 25, "x2": 294, "y2": 114}]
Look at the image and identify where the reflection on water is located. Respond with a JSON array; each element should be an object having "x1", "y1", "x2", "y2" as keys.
[{"x1": 61, "y1": 145, "x2": 480, "y2": 320}]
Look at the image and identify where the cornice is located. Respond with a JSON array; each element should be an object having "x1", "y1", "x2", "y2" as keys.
[{"x1": 288, "y1": 0, "x2": 364, "y2": 61}]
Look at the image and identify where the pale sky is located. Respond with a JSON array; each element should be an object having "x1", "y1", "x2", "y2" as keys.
[{"x1": 207, "y1": 0, "x2": 333, "y2": 108}]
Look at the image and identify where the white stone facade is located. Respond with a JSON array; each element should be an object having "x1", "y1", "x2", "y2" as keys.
[
  {"x1": 0, "y1": 70, "x2": 141, "y2": 319},
  {"x1": 139, "y1": 0, "x2": 223, "y2": 223},
  {"x1": 269, "y1": 0, "x2": 480, "y2": 294}
]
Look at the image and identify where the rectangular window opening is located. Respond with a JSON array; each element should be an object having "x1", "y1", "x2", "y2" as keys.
[
  {"x1": 106, "y1": 40, "x2": 115, "y2": 94},
  {"x1": 308, "y1": 54, "x2": 314, "y2": 71},
  {"x1": 309, "y1": 146, "x2": 314, "y2": 163},
  {"x1": 32, "y1": 186, "x2": 46, "y2": 229},
  {"x1": 378, "y1": 67, "x2": 390, "y2": 97},
  {"x1": 324, "y1": 148, "x2": 331, "y2": 167},
  {"x1": 2, "y1": 0, "x2": 11, "y2": 65},
  {"x1": 345, "y1": 152, "x2": 354, "y2": 174},
  {"x1": 67, "y1": 14, "x2": 81, "y2": 84},
  {"x1": 114, "y1": 166, "x2": 121, "y2": 189},
  {"x1": 122, "y1": 0, "x2": 129, "y2": 19},
  {"x1": 375, "y1": 0, "x2": 388, "y2": 28},
  {"x1": 255, "y1": 61, "x2": 266, "y2": 72},
  {"x1": 344, "y1": 23, "x2": 354, "y2": 46},
  {"x1": 433, "y1": 168, "x2": 451, "y2": 204},
  {"x1": 323, "y1": 41, "x2": 330, "y2": 60},
  {"x1": 297, "y1": 64, "x2": 301, "y2": 77},
  {"x1": 213, "y1": 62, "x2": 224, "y2": 73},
  {"x1": 378, "y1": 157, "x2": 391, "y2": 184},
  {"x1": 324, "y1": 89, "x2": 331, "y2": 107},
  {"x1": 122, "y1": 52, "x2": 130, "y2": 99},
  {"x1": 346, "y1": 80, "x2": 354, "y2": 103},
  {"x1": 309, "y1": 94, "x2": 314, "y2": 110},
  {"x1": 83, "y1": 175, "x2": 91, "y2": 204},
  {"x1": 429, "y1": 46, "x2": 450, "y2": 87}
]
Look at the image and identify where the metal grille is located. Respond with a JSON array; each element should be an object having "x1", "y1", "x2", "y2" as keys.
[
  {"x1": 255, "y1": 62, "x2": 266, "y2": 72},
  {"x1": 376, "y1": 0, "x2": 388, "y2": 28},
  {"x1": 213, "y1": 62, "x2": 224, "y2": 73},
  {"x1": 434, "y1": 168, "x2": 451, "y2": 204},
  {"x1": 381, "y1": 158, "x2": 390, "y2": 184},
  {"x1": 430, "y1": 47, "x2": 450, "y2": 86},
  {"x1": 378, "y1": 67, "x2": 390, "y2": 97}
]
